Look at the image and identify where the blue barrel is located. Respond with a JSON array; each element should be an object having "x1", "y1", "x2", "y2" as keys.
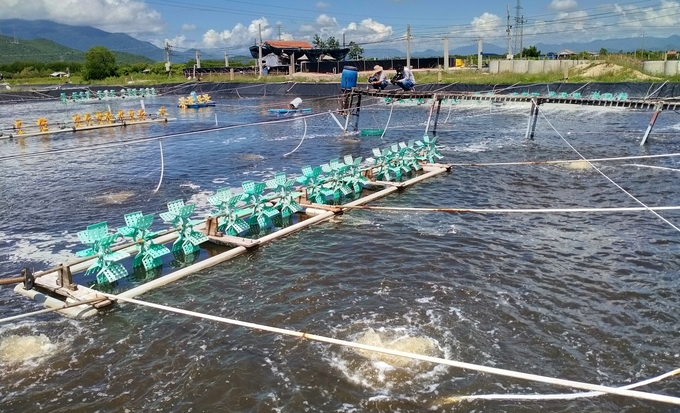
[{"x1": 340, "y1": 66, "x2": 358, "y2": 89}]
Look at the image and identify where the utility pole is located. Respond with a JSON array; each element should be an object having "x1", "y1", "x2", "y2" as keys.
[
  {"x1": 641, "y1": 32, "x2": 646, "y2": 61},
  {"x1": 195, "y1": 50, "x2": 201, "y2": 69},
  {"x1": 224, "y1": 51, "x2": 229, "y2": 67},
  {"x1": 514, "y1": 0, "x2": 522, "y2": 56},
  {"x1": 276, "y1": 24, "x2": 283, "y2": 40},
  {"x1": 258, "y1": 24, "x2": 263, "y2": 78},
  {"x1": 342, "y1": 33, "x2": 346, "y2": 61},
  {"x1": 477, "y1": 38, "x2": 483, "y2": 70},
  {"x1": 520, "y1": 14, "x2": 525, "y2": 58},
  {"x1": 506, "y1": 5, "x2": 513, "y2": 59},
  {"x1": 406, "y1": 24, "x2": 411, "y2": 68},
  {"x1": 443, "y1": 37, "x2": 449, "y2": 69},
  {"x1": 164, "y1": 42, "x2": 171, "y2": 75}
]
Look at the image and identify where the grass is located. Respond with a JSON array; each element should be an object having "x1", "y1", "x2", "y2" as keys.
[{"x1": 0, "y1": 56, "x2": 676, "y2": 89}]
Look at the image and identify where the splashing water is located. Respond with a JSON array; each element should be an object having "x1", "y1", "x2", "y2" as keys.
[{"x1": 0, "y1": 334, "x2": 56, "y2": 364}]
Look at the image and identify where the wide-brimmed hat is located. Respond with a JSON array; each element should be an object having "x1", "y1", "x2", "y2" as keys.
[{"x1": 373, "y1": 65, "x2": 383, "y2": 71}]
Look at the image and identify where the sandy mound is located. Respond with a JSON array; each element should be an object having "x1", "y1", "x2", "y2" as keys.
[{"x1": 572, "y1": 62, "x2": 659, "y2": 80}]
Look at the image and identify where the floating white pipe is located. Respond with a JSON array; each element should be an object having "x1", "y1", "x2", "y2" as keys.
[
  {"x1": 117, "y1": 246, "x2": 248, "y2": 298},
  {"x1": 102, "y1": 294, "x2": 680, "y2": 406},
  {"x1": 12, "y1": 284, "x2": 99, "y2": 319},
  {"x1": 452, "y1": 368, "x2": 680, "y2": 402},
  {"x1": 450, "y1": 152, "x2": 680, "y2": 166},
  {"x1": 340, "y1": 205, "x2": 680, "y2": 214},
  {"x1": 153, "y1": 140, "x2": 164, "y2": 193}
]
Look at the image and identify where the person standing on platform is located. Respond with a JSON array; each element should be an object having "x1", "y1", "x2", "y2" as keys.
[
  {"x1": 368, "y1": 65, "x2": 388, "y2": 90},
  {"x1": 392, "y1": 65, "x2": 415, "y2": 91}
]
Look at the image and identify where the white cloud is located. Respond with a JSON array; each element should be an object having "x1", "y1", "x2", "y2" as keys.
[
  {"x1": 316, "y1": 14, "x2": 339, "y2": 29},
  {"x1": 202, "y1": 17, "x2": 272, "y2": 48},
  {"x1": 469, "y1": 12, "x2": 503, "y2": 38},
  {"x1": 342, "y1": 18, "x2": 393, "y2": 44},
  {"x1": 0, "y1": 0, "x2": 164, "y2": 36},
  {"x1": 181, "y1": 24, "x2": 196, "y2": 32},
  {"x1": 548, "y1": 0, "x2": 578, "y2": 12},
  {"x1": 316, "y1": 1, "x2": 330, "y2": 9}
]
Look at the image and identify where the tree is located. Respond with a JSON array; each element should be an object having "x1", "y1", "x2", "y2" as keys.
[
  {"x1": 599, "y1": 48, "x2": 608, "y2": 56},
  {"x1": 82, "y1": 46, "x2": 117, "y2": 81},
  {"x1": 348, "y1": 41, "x2": 364, "y2": 60},
  {"x1": 521, "y1": 45, "x2": 541, "y2": 58},
  {"x1": 326, "y1": 36, "x2": 340, "y2": 49},
  {"x1": 312, "y1": 34, "x2": 326, "y2": 49}
]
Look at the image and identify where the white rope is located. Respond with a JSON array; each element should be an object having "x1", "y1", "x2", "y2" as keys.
[
  {"x1": 102, "y1": 293, "x2": 680, "y2": 406},
  {"x1": 452, "y1": 368, "x2": 680, "y2": 402},
  {"x1": 538, "y1": 107, "x2": 680, "y2": 233},
  {"x1": 283, "y1": 118, "x2": 307, "y2": 157},
  {"x1": 646, "y1": 81, "x2": 668, "y2": 100},
  {"x1": 570, "y1": 81, "x2": 591, "y2": 95},
  {"x1": 443, "y1": 98, "x2": 455, "y2": 123},
  {"x1": 341, "y1": 205, "x2": 680, "y2": 213},
  {"x1": 153, "y1": 140, "x2": 164, "y2": 193},
  {"x1": 380, "y1": 103, "x2": 395, "y2": 140},
  {"x1": 450, "y1": 153, "x2": 680, "y2": 167},
  {"x1": 624, "y1": 164, "x2": 680, "y2": 172}
]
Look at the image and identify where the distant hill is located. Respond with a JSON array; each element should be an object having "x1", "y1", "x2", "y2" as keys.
[
  {"x1": 0, "y1": 19, "x2": 191, "y2": 63},
  {"x1": 365, "y1": 35, "x2": 680, "y2": 59},
  {"x1": 0, "y1": 35, "x2": 155, "y2": 65}
]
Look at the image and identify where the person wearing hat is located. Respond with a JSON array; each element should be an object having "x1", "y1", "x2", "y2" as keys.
[
  {"x1": 391, "y1": 65, "x2": 415, "y2": 91},
  {"x1": 368, "y1": 65, "x2": 388, "y2": 90}
]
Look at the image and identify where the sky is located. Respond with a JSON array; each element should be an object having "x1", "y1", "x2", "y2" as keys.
[{"x1": 1, "y1": 0, "x2": 680, "y2": 54}]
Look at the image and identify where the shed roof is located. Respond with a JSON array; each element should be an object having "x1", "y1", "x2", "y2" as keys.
[{"x1": 264, "y1": 40, "x2": 313, "y2": 49}]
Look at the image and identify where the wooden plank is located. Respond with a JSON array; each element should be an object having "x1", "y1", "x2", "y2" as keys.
[
  {"x1": 206, "y1": 234, "x2": 259, "y2": 248},
  {"x1": 34, "y1": 272, "x2": 112, "y2": 307}
]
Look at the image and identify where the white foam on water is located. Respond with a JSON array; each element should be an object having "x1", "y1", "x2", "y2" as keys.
[
  {"x1": 0, "y1": 334, "x2": 56, "y2": 364},
  {"x1": 0, "y1": 230, "x2": 78, "y2": 266},
  {"x1": 561, "y1": 160, "x2": 593, "y2": 170},
  {"x1": 179, "y1": 182, "x2": 201, "y2": 190},
  {"x1": 94, "y1": 191, "x2": 135, "y2": 205},
  {"x1": 326, "y1": 325, "x2": 448, "y2": 394}
]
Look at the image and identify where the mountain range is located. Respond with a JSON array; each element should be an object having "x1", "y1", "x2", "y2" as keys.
[{"x1": 1, "y1": 19, "x2": 680, "y2": 64}]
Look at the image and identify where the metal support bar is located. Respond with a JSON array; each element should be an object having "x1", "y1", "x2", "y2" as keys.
[
  {"x1": 640, "y1": 103, "x2": 663, "y2": 145},
  {"x1": 524, "y1": 99, "x2": 540, "y2": 140},
  {"x1": 343, "y1": 93, "x2": 352, "y2": 132},
  {"x1": 424, "y1": 94, "x2": 437, "y2": 135},
  {"x1": 432, "y1": 98, "x2": 443, "y2": 137},
  {"x1": 352, "y1": 93, "x2": 362, "y2": 132},
  {"x1": 529, "y1": 99, "x2": 541, "y2": 140},
  {"x1": 0, "y1": 268, "x2": 34, "y2": 290}
]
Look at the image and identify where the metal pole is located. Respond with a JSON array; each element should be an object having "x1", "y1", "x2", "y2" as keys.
[
  {"x1": 258, "y1": 24, "x2": 263, "y2": 78},
  {"x1": 443, "y1": 38, "x2": 449, "y2": 70},
  {"x1": 432, "y1": 98, "x2": 443, "y2": 137},
  {"x1": 529, "y1": 99, "x2": 540, "y2": 140},
  {"x1": 406, "y1": 24, "x2": 411, "y2": 68},
  {"x1": 424, "y1": 94, "x2": 437, "y2": 135},
  {"x1": 640, "y1": 103, "x2": 662, "y2": 145},
  {"x1": 524, "y1": 99, "x2": 536, "y2": 140},
  {"x1": 477, "y1": 38, "x2": 483, "y2": 71}
]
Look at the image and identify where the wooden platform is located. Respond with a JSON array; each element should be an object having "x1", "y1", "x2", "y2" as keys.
[
  {"x1": 17, "y1": 164, "x2": 452, "y2": 315},
  {"x1": 0, "y1": 117, "x2": 175, "y2": 140},
  {"x1": 355, "y1": 89, "x2": 676, "y2": 111}
]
